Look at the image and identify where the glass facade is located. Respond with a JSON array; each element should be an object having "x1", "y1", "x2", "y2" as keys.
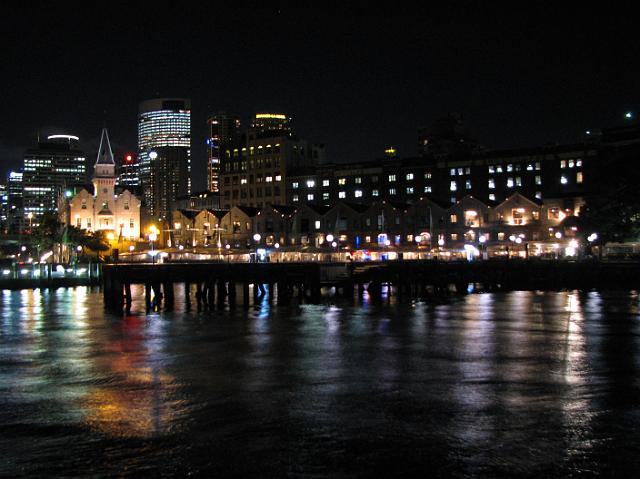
[{"x1": 138, "y1": 99, "x2": 191, "y2": 218}]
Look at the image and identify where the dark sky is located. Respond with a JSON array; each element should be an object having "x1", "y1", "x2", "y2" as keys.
[{"x1": 2, "y1": 4, "x2": 639, "y2": 190}]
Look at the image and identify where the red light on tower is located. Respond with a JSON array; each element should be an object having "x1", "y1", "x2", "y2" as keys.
[{"x1": 124, "y1": 153, "x2": 134, "y2": 163}]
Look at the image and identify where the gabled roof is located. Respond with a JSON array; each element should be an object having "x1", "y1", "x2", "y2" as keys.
[
  {"x1": 496, "y1": 192, "x2": 543, "y2": 209},
  {"x1": 178, "y1": 209, "x2": 201, "y2": 220},
  {"x1": 235, "y1": 205, "x2": 261, "y2": 217},
  {"x1": 305, "y1": 204, "x2": 332, "y2": 216},
  {"x1": 270, "y1": 204, "x2": 297, "y2": 216},
  {"x1": 95, "y1": 128, "x2": 115, "y2": 166},
  {"x1": 205, "y1": 209, "x2": 229, "y2": 219},
  {"x1": 340, "y1": 202, "x2": 370, "y2": 214}
]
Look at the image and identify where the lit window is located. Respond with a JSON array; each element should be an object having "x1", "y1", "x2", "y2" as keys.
[
  {"x1": 338, "y1": 178, "x2": 346, "y2": 185},
  {"x1": 496, "y1": 165, "x2": 503, "y2": 173},
  {"x1": 306, "y1": 180, "x2": 315, "y2": 188},
  {"x1": 489, "y1": 193, "x2": 496, "y2": 201},
  {"x1": 355, "y1": 177, "x2": 362, "y2": 184},
  {"x1": 560, "y1": 160, "x2": 566, "y2": 168},
  {"x1": 451, "y1": 196, "x2": 456, "y2": 203},
  {"x1": 406, "y1": 187, "x2": 414, "y2": 194},
  {"x1": 450, "y1": 181, "x2": 457, "y2": 191},
  {"x1": 292, "y1": 194, "x2": 299, "y2": 202},
  {"x1": 535, "y1": 162, "x2": 541, "y2": 170},
  {"x1": 451, "y1": 233, "x2": 458, "y2": 241},
  {"x1": 576, "y1": 159, "x2": 583, "y2": 167},
  {"x1": 535, "y1": 176, "x2": 542, "y2": 185},
  {"x1": 465, "y1": 180, "x2": 471, "y2": 189},
  {"x1": 457, "y1": 168, "x2": 463, "y2": 175},
  {"x1": 323, "y1": 192, "x2": 330, "y2": 200},
  {"x1": 488, "y1": 179, "x2": 495, "y2": 189},
  {"x1": 561, "y1": 176, "x2": 568, "y2": 184},
  {"x1": 315, "y1": 220, "x2": 321, "y2": 230},
  {"x1": 372, "y1": 189, "x2": 379, "y2": 197},
  {"x1": 507, "y1": 178, "x2": 514, "y2": 188},
  {"x1": 577, "y1": 172, "x2": 583, "y2": 183},
  {"x1": 355, "y1": 190, "x2": 363, "y2": 197},
  {"x1": 389, "y1": 188, "x2": 397, "y2": 195},
  {"x1": 388, "y1": 174, "x2": 396, "y2": 182},
  {"x1": 307, "y1": 194, "x2": 314, "y2": 201},
  {"x1": 406, "y1": 173, "x2": 414, "y2": 180},
  {"x1": 339, "y1": 191, "x2": 346, "y2": 199},
  {"x1": 241, "y1": 178, "x2": 248, "y2": 184},
  {"x1": 526, "y1": 164, "x2": 534, "y2": 171},
  {"x1": 450, "y1": 169, "x2": 456, "y2": 176},
  {"x1": 275, "y1": 175, "x2": 282, "y2": 182},
  {"x1": 266, "y1": 176, "x2": 273, "y2": 182},
  {"x1": 424, "y1": 172, "x2": 432, "y2": 179},
  {"x1": 292, "y1": 182, "x2": 299, "y2": 189},
  {"x1": 488, "y1": 166, "x2": 495, "y2": 174},
  {"x1": 568, "y1": 159, "x2": 575, "y2": 168},
  {"x1": 465, "y1": 167, "x2": 471, "y2": 174},
  {"x1": 535, "y1": 191, "x2": 542, "y2": 199},
  {"x1": 424, "y1": 186, "x2": 432, "y2": 193},
  {"x1": 516, "y1": 177, "x2": 522, "y2": 186},
  {"x1": 322, "y1": 179, "x2": 330, "y2": 186},
  {"x1": 450, "y1": 214, "x2": 458, "y2": 223},
  {"x1": 507, "y1": 164, "x2": 513, "y2": 172}
]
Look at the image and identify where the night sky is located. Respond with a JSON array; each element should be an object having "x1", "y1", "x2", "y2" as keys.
[{"x1": 2, "y1": 4, "x2": 638, "y2": 191}]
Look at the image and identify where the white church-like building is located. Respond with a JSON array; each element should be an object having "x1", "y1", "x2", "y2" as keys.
[{"x1": 68, "y1": 128, "x2": 141, "y2": 242}]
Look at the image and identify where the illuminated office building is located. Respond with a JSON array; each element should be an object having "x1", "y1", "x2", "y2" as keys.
[
  {"x1": 249, "y1": 113, "x2": 292, "y2": 138},
  {"x1": 138, "y1": 98, "x2": 191, "y2": 219},
  {"x1": 21, "y1": 135, "x2": 86, "y2": 223},
  {"x1": 117, "y1": 152, "x2": 140, "y2": 191},
  {"x1": 219, "y1": 113, "x2": 325, "y2": 209},
  {"x1": 207, "y1": 112, "x2": 241, "y2": 192}
]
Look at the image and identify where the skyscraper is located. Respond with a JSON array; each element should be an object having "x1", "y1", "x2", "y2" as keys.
[
  {"x1": 21, "y1": 134, "x2": 86, "y2": 223},
  {"x1": 138, "y1": 98, "x2": 191, "y2": 219},
  {"x1": 207, "y1": 112, "x2": 240, "y2": 192}
]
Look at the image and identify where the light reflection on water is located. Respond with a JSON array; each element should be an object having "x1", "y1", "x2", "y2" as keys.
[{"x1": 1, "y1": 286, "x2": 640, "y2": 476}]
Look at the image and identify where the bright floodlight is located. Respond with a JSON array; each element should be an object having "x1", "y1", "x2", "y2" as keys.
[
  {"x1": 479, "y1": 235, "x2": 486, "y2": 243},
  {"x1": 555, "y1": 232, "x2": 562, "y2": 239},
  {"x1": 253, "y1": 234, "x2": 261, "y2": 242},
  {"x1": 326, "y1": 234, "x2": 334, "y2": 242},
  {"x1": 274, "y1": 243, "x2": 280, "y2": 249},
  {"x1": 415, "y1": 235, "x2": 422, "y2": 243},
  {"x1": 149, "y1": 151, "x2": 158, "y2": 159},
  {"x1": 331, "y1": 241, "x2": 337, "y2": 248},
  {"x1": 626, "y1": 112, "x2": 633, "y2": 119}
]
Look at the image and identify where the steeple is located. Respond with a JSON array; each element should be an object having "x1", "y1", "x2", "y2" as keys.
[
  {"x1": 95, "y1": 127, "x2": 115, "y2": 166},
  {"x1": 92, "y1": 128, "x2": 116, "y2": 198}
]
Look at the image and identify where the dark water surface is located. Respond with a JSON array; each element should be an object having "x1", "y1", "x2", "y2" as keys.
[{"x1": 1, "y1": 286, "x2": 640, "y2": 477}]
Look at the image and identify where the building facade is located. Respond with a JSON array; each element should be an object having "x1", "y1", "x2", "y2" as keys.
[
  {"x1": 207, "y1": 112, "x2": 241, "y2": 193},
  {"x1": 68, "y1": 129, "x2": 141, "y2": 242},
  {"x1": 219, "y1": 113, "x2": 325, "y2": 209},
  {"x1": 21, "y1": 135, "x2": 87, "y2": 224},
  {"x1": 138, "y1": 98, "x2": 191, "y2": 219}
]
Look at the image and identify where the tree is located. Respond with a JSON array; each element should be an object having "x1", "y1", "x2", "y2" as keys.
[
  {"x1": 30, "y1": 212, "x2": 63, "y2": 256},
  {"x1": 85, "y1": 230, "x2": 110, "y2": 261}
]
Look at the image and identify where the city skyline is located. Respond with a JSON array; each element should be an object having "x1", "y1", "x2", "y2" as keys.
[{"x1": 1, "y1": 5, "x2": 639, "y2": 192}]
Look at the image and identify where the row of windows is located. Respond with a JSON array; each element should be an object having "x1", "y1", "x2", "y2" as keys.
[{"x1": 488, "y1": 163, "x2": 542, "y2": 174}]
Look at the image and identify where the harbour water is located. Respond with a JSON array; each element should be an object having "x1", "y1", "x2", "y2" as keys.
[{"x1": 1, "y1": 286, "x2": 640, "y2": 477}]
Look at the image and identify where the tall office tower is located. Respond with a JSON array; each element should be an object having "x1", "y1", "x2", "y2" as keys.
[
  {"x1": 117, "y1": 152, "x2": 140, "y2": 191},
  {"x1": 0, "y1": 183, "x2": 7, "y2": 232},
  {"x1": 138, "y1": 98, "x2": 191, "y2": 219},
  {"x1": 6, "y1": 171, "x2": 23, "y2": 233},
  {"x1": 207, "y1": 112, "x2": 241, "y2": 192},
  {"x1": 22, "y1": 134, "x2": 87, "y2": 223}
]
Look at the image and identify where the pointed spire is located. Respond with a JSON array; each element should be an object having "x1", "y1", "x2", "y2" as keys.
[{"x1": 95, "y1": 127, "x2": 115, "y2": 166}]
